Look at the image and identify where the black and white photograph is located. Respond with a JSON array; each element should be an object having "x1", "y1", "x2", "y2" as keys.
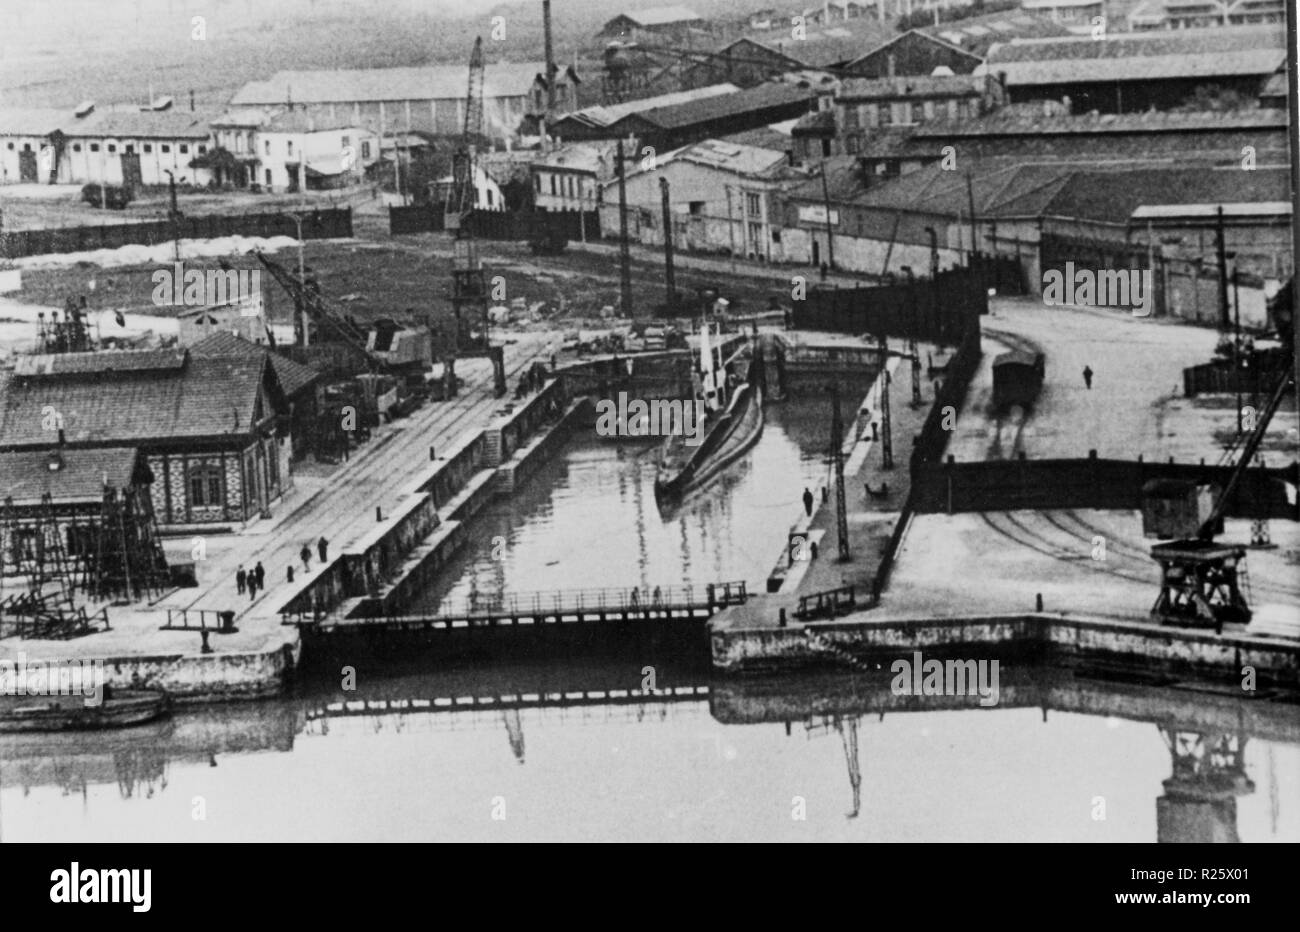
[{"x1": 0, "y1": 0, "x2": 1297, "y2": 884}]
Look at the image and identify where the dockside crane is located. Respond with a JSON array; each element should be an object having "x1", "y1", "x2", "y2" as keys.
[
  {"x1": 445, "y1": 37, "x2": 507, "y2": 398},
  {"x1": 1147, "y1": 358, "x2": 1295, "y2": 631}
]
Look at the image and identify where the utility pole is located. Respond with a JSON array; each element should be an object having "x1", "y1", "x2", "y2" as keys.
[
  {"x1": 820, "y1": 163, "x2": 836, "y2": 274},
  {"x1": 1233, "y1": 264, "x2": 1242, "y2": 436},
  {"x1": 879, "y1": 332, "x2": 893, "y2": 470},
  {"x1": 163, "y1": 169, "x2": 181, "y2": 263},
  {"x1": 660, "y1": 176, "x2": 676, "y2": 314},
  {"x1": 831, "y1": 386, "x2": 850, "y2": 561},
  {"x1": 903, "y1": 266, "x2": 921, "y2": 405},
  {"x1": 965, "y1": 170, "x2": 979, "y2": 260},
  {"x1": 1216, "y1": 205, "x2": 1230, "y2": 331},
  {"x1": 617, "y1": 139, "x2": 633, "y2": 317}
]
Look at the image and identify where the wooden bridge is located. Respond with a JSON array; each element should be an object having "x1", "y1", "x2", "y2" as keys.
[{"x1": 289, "y1": 581, "x2": 749, "y2": 635}]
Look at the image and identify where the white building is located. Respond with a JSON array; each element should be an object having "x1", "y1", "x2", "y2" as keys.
[
  {"x1": 0, "y1": 108, "x2": 68, "y2": 184},
  {"x1": 207, "y1": 108, "x2": 378, "y2": 192},
  {"x1": 57, "y1": 107, "x2": 214, "y2": 187},
  {"x1": 230, "y1": 63, "x2": 580, "y2": 144},
  {"x1": 530, "y1": 142, "x2": 618, "y2": 213},
  {"x1": 432, "y1": 164, "x2": 505, "y2": 212},
  {"x1": 598, "y1": 139, "x2": 801, "y2": 260}
]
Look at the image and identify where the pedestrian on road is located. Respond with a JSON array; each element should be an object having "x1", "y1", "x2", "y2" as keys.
[
  {"x1": 1083, "y1": 365, "x2": 1094, "y2": 390},
  {"x1": 301, "y1": 545, "x2": 312, "y2": 572},
  {"x1": 318, "y1": 537, "x2": 329, "y2": 563},
  {"x1": 235, "y1": 566, "x2": 247, "y2": 595},
  {"x1": 248, "y1": 574, "x2": 258, "y2": 602},
  {"x1": 254, "y1": 561, "x2": 266, "y2": 590},
  {"x1": 802, "y1": 487, "x2": 814, "y2": 516},
  {"x1": 287, "y1": 565, "x2": 295, "y2": 584}
]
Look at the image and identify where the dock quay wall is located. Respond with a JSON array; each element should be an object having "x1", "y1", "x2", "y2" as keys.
[
  {"x1": 97, "y1": 638, "x2": 301, "y2": 702},
  {"x1": 709, "y1": 612, "x2": 1300, "y2": 686}
]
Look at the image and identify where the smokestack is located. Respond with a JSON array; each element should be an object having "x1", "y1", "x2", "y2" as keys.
[{"x1": 543, "y1": 0, "x2": 557, "y2": 119}]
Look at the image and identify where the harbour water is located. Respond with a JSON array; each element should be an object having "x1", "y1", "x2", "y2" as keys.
[{"x1": 2, "y1": 393, "x2": 1297, "y2": 842}]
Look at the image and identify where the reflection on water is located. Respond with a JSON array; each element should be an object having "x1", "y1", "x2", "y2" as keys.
[{"x1": 2, "y1": 664, "x2": 1297, "y2": 843}]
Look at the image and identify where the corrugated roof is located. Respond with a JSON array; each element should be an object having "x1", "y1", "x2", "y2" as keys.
[
  {"x1": 60, "y1": 110, "x2": 211, "y2": 139},
  {"x1": 231, "y1": 63, "x2": 553, "y2": 106},
  {"x1": 620, "y1": 82, "x2": 815, "y2": 130},
  {"x1": 621, "y1": 5, "x2": 703, "y2": 26},
  {"x1": 556, "y1": 84, "x2": 739, "y2": 130},
  {"x1": 0, "y1": 354, "x2": 273, "y2": 447},
  {"x1": 13, "y1": 349, "x2": 187, "y2": 378},
  {"x1": 188, "y1": 332, "x2": 321, "y2": 398},
  {"x1": 838, "y1": 74, "x2": 987, "y2": 100},
  {"x1": 0, "y1": 447, "x2": 139, "y2": 505},
  {"x1": 912, "y1": 107, "x2": 1288, "y2": 137},
  {"x1": 987, "y1": 26, "x2": 1284, "y2": 84}
]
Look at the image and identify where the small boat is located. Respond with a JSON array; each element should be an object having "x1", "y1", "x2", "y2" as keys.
[
  {"x1": 654, "y1": 324, "x2": 764, "y2": 506},
  {"x1": 0, "y1": 689, "x2": 170, "y2": 733}
]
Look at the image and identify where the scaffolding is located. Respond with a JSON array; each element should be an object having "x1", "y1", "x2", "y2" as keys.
[{"x1": 79, "y1": 484, "x2": 169, "y2": 603}]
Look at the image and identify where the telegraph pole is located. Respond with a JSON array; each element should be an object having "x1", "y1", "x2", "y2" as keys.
[
  {"x1": 616, "y1": 139, "x2": 633, "y2": 317},
  {"x1": 820, "y1": 163, "x2": 836, "y2": 274},
  {"x1": 831, "y1": 386, "x2": 850, "y2": 561},
  {"x1": 660, "y1": 176, "x2": 676, "y2": 314},
  {"x1": 1216, "y1": 205, "x2": 1230, "y2": 331},
  {"x1": 879, "y1": 333, "x2": 893, "y2": 470}
]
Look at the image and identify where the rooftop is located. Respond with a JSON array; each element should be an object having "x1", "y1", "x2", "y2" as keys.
[
  {"x1": 231, "y1": 63, "x2": 561, "y2": 106},
  {"x1": 188, "y1": 332, "x2": 320, "y2": 398},
  {"x1": 615, "y1": 5, "x2": 703, "y2": 26},
  {"x1": 618, "y1": 82, "x2": 816, "y2": 131},
  {"x1": 59, "y1": 110, "x2": 211, "y2": 139},
  {"x1": 555, "y1": 84, "x2": 739, "y2": 131},
  {"x1": 838, "y1": 74, "x2": 988, "y2": 100},
  {"x1": 0, "y1": 446, "x2": 140, "y2": 505},
  {"x1": 911, "y1": 106, "x2": 1289, "y2": 137},
  {"x1": 986, "y1": 25, "x2": 1286, "y2": 84}
]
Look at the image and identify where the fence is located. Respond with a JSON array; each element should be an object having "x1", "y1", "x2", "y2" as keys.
[
  {"x1": 911, "y1": 454, "x2": 1298, "y2": 519},
  {"x1": 1184, "y1": 348, "x2": 1293, "y2": 397},
  {"x1": 0, "y1": 208, "x2": 353, "y2": 259},
  {"x1": 791, "y1": 266, "x2": 988, "y2": 344},
  {"x1": 388, "y1": 206, "x2": 599, "y2": 242}
]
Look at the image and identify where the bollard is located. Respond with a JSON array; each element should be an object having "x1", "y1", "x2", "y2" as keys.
[
  {"x1": 430, "y1": 445, "x2": 437, "y2": 460},
  {"x1": 200, "y1": 629, "x2": 213, "y2": 654},
  {"x1": 1035, "y1": 593, "x2": 1043, "y2": 612},
  {"x1": 376, "y1": 506, "x2": 383, "y2": 522},
  {"x1": 778, "y1": 608, "x2": 787, "y2": 628},
  {"x1": 871, "y1": 422, "x2": 879, "y2": 442},
  {"x1": 218, "y1": 610, "x2": 236, "y2": 633}
]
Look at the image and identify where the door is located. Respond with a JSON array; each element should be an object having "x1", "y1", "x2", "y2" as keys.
[
  {"x1": 811, "y1": 239, "x2": 820, "y2": 267},
  {"x1": 119, "y1": 152, "x2": 142, "y2": 191},
  {"x1": 18, "y1": 148, "x2": 37, "y2": 182}
]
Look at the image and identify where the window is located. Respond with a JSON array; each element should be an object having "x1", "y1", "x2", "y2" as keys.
[
  {"x1": 125, "y1": 144, "x2": 135, "y2": 153},
  {"x1": 878, "y1": 103, "x2": 892, "y2": 127},
  {"x1": 923, "y1": 100, "x2": 935, "y2": 122},
  {"x1": 161, "y1": 144, "x2": 170, "y2": 153},
  {"x1": 287, "y1": 140, "x2": 294, "y2": 156},
  {"x1": 90, "y1": 143, "x2": 100, "y2": 152},
  {"x1": 846, "y1": 134, "x2": 860, "y2": 154},
  {"x1": 235, "y1": 135, "x2": 245, "y2": 153},
  {"x1": 72, "y1": 143, "x2": 81, "y2": 152},
  {"x1": 266, "y1": 169, "x2": 272, "y2": 185},
  {"x1": 550, "y1": 175, "x2": 557, "y2": 195},
  {"x1": 534, "y1": 174, "x2": 542, "y2": 193},
  {"x1": 107, "y1": 143, "x2": 116, "y2": 153},
  {"x1": 689, "y1": 201, "x2": 705, "y2": 216},
  {"x1": 22, "y1": 142, "x2": 31, "y2": 151},
  {"x1": 198, "y1": 145, "x2": 207, "y2": 154},
  {"x1": 361, "y1": 140, "x2": 371, "y2": 159},
  {"x1": 264, "y1": 139, "x2": 271, "y2": 155},
  {"x1": 143, "y1": 143, "x2": 152, "y2": 153},
  {"x1": 180, "y1": 144, "x2": 189, "y2": 154},
  {"x1": 341, "y1": 135, "x2": 351, "y2": 147},
  {"x1": 188, "y1": 465, "x2": 222, "y2": 507},
  {"x1": 745, "y1": 192, "x2": 761, "y2": 216},
  {"x1": 486, "y1": 189, "x2": 494, "y2": 207}
]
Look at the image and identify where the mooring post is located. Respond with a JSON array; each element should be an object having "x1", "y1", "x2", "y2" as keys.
[
  {"x1": 779, "y1": 608, "x2": 787, "y2": 628},
  {"x1": 200, "y1": 629, "x2": 213, "y2": 654},
  {"x1": 1035, "y1": 593, "x2": 1043, "y2": 612}
]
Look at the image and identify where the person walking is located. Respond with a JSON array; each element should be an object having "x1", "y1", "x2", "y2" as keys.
[
  {"x1": 802, "y1": 487, "x2": 814, "y2": 517},
  {"x1": 287, "y1": 565, "x2": 295, "y2": 584},
  {"x1": 254, "y1": 561, "x2": 266, "y2": 591},
  {"x1": 235, "y1": 566, "x2": 247, "y2": 595},
  {"x1": 248, "y1": 573, "x2": 258, "y2": 602},
  {"x1": 1083, "y1": 365, "x2": 1094, "y2": 390},
  {"x1": 318, "y1": 537, "x2": 329, "y2": 564},
  {"x1": 300, "y1": 544, "x2": 312, "y2": 572}
]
